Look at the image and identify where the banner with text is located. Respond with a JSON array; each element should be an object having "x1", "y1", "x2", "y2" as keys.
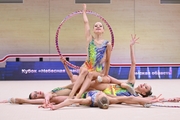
[{"x1": 0, "y1": 61, "x2": 180, "y2": 80}]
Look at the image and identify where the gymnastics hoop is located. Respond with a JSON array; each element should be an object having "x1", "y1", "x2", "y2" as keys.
[
  {"x1": 151, "y1": 104, "x2": 180, "y2": 108},
  {"x1": 55, "y1": 10, "x2": 114, "y2": 69}
]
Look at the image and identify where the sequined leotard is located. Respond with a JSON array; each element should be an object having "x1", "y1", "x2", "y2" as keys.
[
  {"x1": 103, "y1": 83, "x2": 138, "y2": 96},
  {"x1": 86, "y1": 90, "x2": 99, "y2": 107},
  {"x1": 84, "y1": 40, "x2": 109, "y2": 72}
]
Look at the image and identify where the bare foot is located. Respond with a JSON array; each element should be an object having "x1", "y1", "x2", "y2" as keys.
[
  {"x1": 47, "y1": 104, "x2": 58, "y2": 110},
  {"x1": 0, "y1": 100, "x2": 9, "y2": 103},
  {"x1": 73, "y1": 95, "x2": 80, "y2": 106},
  {"x1": 39, "y1": 103, "x2": 54, "y2": 109}
]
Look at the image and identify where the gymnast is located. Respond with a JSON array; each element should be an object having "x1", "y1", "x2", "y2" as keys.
[{"x1": 67, "y1": 4, "x2": 112, "y2": 100}]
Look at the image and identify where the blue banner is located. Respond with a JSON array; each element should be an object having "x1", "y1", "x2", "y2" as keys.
[{"x1": 0, "y1": 61, "x2": 180, "y2": 80}]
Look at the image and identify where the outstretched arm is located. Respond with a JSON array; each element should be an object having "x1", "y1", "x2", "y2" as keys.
[
  {"x1": 83, "y1": 4, "x2": 92, "y2": 42},
  {"x1": 127, "y1": 34, "x2": 139, "y2": 84},
  {"x1": 109, "y1": 95, "x2": 161, "y2": 106}
]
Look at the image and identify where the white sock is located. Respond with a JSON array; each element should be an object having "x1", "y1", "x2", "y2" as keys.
[
  {"x1": 144, "y1": 103, "x2": 152, "y2": 108},
  {"x1": 97, "y1": 76, "x2": 102, "y2": 83}
]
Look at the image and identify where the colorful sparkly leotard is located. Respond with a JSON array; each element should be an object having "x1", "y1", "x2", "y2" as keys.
[
  {"x1": 85, "y1": 40, "x2": 109, "y2": 72},
  {"x1": 51, "y1": 87, "x2": 65, "y2": 93},
  {"x1": 86, "y1": 90, "x2": 99, "y2": 107},
  {"x1": 103, "y1": 83, "x2": 137, "y2": 96}
]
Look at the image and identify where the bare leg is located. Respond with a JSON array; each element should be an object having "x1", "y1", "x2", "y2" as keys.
[
  {"x1": 55, "y1": 88, "x2": 72, "y2": 96},
  {"x1": 68, "y1": 67, "x2": 88, "y2": 98},
  {"x1": 50, "y1": 96, "x2": 68, "y2": 104},
  {"x1": 108, "y1": 76, "x2": 123, "y2": 85},
  {"x1": 97, "y1": 75, "x2": 123, "y2": 85},
  {"x1": 71, "y1": 75, "x2": 78, "y2": 83},
  {"x1": 90, "y1": 82, "x2": 110, "y2": 91},
  {"x1": 39, "y1": 96, "x2": 69, "y2": 108},
  {"x1": 97, "y1": 75, "x2": 111, "y2": 83},
  {"x1": 76, "y1": 71, "x2": 101, "y2": 98},
  {"x1": 49, "y1": 97, "x2": 91, "y2": 110}
]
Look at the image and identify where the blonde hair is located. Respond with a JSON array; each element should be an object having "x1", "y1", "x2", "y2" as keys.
[{"x1": 97, "y1": 96, "x2": 109, "y2": 109}]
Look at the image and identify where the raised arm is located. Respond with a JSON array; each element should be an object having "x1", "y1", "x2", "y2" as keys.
[
  {"x1": 127, "y1": 34, "x2": 139, "y2": 84},
  {"x1": 60, "y1": 57, "x2": 74, "y2": 81},
  {"x1": 83, "y1": 4, "x2": 92, "y2": 42}
]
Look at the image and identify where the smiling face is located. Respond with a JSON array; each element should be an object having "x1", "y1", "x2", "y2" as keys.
[
  {"x1": 29, "y1": 91, "x2": 45, "y2": 99},
  {"x1": 136, "y1": 83, "x2": 152, "y2": 97},
  {"x1": 93, "y1": 22, "x2": 104, "y2": 35}
]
